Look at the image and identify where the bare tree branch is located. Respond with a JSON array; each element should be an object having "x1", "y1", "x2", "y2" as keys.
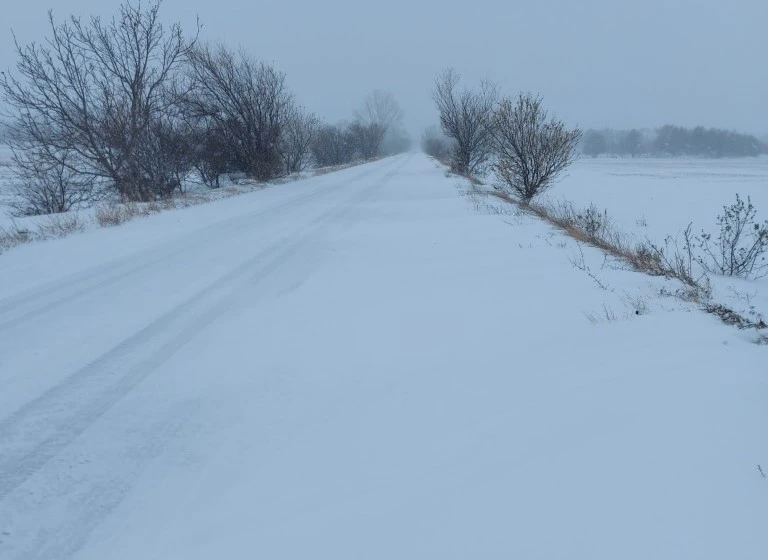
[
  {"x1": 492, "y1": 93, "x2": 581, "y2": 203},
  {"x1": 1, "y1": 1, "x2": 198, "y2": 203},
  {"x1": 184, "y1": 43, "x2": 293, "y2": 181},
  {"x1": 432, "y1": 68, "x2": 497, "y2": 175}
]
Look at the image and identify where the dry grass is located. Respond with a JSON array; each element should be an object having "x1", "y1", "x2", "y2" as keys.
[
  {"x1": 312, "y1": 159, "x2": 374, "y2": 177},
  {"x1": 0, "y1": 222, "x2": 33, "y2": 252},
  {"x1": 37, "y1": 213, "x2": 87, "y2": 237},
  {"x1": 0, "y1": 213, "x2": 86, "y2": 253},
  {"x1": 490, "y1": 190, "x2": 706, "y2": 291},
  {"x1": 1, "y1": 157, "x2": 380, "y2": 256},
  {"x1": 471, "y1": 185, "x2": 765, "y2": 332},
  {"x1": 584, "y1": 303, "x2": 619, "y2": 324}
]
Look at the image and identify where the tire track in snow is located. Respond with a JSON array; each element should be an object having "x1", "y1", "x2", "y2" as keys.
[
  {"x1": 0, "y1": 158, "x2": 399, "y2": 333},
  {"x1": 0, "y1": 400, "x2": 199, "y2": 560},
  {"x1": 0, "y1": 157, "x2": 406, "y2": 508}
]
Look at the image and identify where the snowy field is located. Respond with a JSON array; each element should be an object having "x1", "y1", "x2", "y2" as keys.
[
  {"x1": 555, "y1": 156, "x2": 768, "y2": 245},
  {"x1": 523, "y1": 156, "x2": 768, "y2": 324},
  {"x1": 0, "y1": 153, "x2": 765, "y2": 559}
]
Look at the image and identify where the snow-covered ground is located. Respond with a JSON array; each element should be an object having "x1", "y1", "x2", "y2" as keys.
[
  {"x1": 539, "y1": 156, "x2": 768, "y2": 330},
  {"x1": 0, "y1": 153, "x2": 765, "y2": 559},
  {"x1": 0, "y1": 143, "x2": 345, "y2": 237},
  {"x1": 554, "y1": 156, "x2": 768, "y2": 245}
]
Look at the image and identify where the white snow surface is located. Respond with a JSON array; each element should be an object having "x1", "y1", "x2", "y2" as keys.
[
  {"x1": 541, "y1": 156, "x2": 768, "y2": 330},
  {"x1": 0, "y1": 154, "x2": 765, "y2": 559},
  {"x1": 549, "y1": 156, "x2": 768, "y2": 247}
]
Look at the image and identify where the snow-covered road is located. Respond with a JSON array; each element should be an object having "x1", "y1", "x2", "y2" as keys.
[{"x1": 0, "y1": 154, "x2": 765, "y2": 559}]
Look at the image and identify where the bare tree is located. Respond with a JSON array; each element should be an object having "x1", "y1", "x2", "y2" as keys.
[
  {"x1": 184, "y1": 44, "x2": 293, "y2": 181},
  {"x1": 356, "y1": 90, "x2": 403, "y2": 136},
  {"x1": 421, "y1": 125, "x2": 453, "y2": 163},
  {"x1": 348, "y1": 121, "x2": 385, "y2": 160},
  {"x1": 0, "y1": 1, "x2": 197, "y2": 203},
  {"x1": 432, "y1": 68, "x2": 497, "y2": 175},
  {"x1": 187, "y1": 118, "x2": 233, "y2": 188},
  {"x1": 135, "y1": 113, "x2": 195, "y2": 197},
  {"x1": 311, "y1": 124, "x2": 355, "y2": 167},
  {"x1": 279, "y1": 106, "x2": 319, "y2": 175},
  {"x1": 492, "y1": 93, "x2": 581, "y2": 203},
  {"x1": 8, "y1": 148, "x2": 95, "y2": 216}
]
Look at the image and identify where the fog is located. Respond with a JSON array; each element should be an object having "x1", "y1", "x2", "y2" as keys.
[{"x1": 1, "y1": 0, "x2": 767, "y2": 136}]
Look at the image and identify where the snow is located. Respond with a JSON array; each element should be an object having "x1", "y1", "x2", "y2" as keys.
[
  {"x1": 553, "y1": 156, "x2": 768, "y2": 246},
  {"x1": 540, "y1": 156, "x2": 768, "y2": 329},
  {"x1": 0, "y1": 153, "x2": 765, "y2": 559},
  {"x1": 0, "y1": 141, "x2": 323, "y2": 233}
]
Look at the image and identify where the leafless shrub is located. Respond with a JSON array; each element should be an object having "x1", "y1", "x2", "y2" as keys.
[
  {"x1": 37, "y1": 213, "x2": 87, "y2": 237},
  {"x1": 534, "y1": 199, "x2": 625, "y2": 252},
  {"x1": 432, "y1": 68, "x2": 497, "y2": 175},
  {"x1": 356, "y1": 90, "x2": 404, "y2": 136},
  {"x1": 492, "y1": 191, "x2": 714, "y2": 303},
  {"x1": 95, "y1": 203, "x2": 131, "y2": 227},
  {"x1": 189, "y1": 122, "x2": 232, "y2": 188},
  {"x1": 485, "y1": 188, "x2": 764, "y2": 330},
  {"x1": 567, "y1": 243, "x2": 611, "y2": 291},
  {"x1": 134, "y1": 116, "x2": 195, "y2": 198},
  {"x1": 421, "y1": 125, "x2": 453, "y2": 163},
  {"x1": 348, "y1": 121, "x2": 385, "y2": 160},
  {"x1": 280, "y1": 107, "x2": 319, "y2": 174},
  {"x1": 696, "y1": 194, "x2": 768, "y2": 279},
  {"x1": 576, "y1": 204, "x2": 610, "y2": 239},
  {"x1": 1, "y1": 1, "x2": 198, "y2": 202},
  {"x1": 0, "y1": 221, "x2": 33, "y2": 252},
  {"x1": 311, "y1": 124, "x2": 356, "y2": 167},
  {"x1": 584, "y1": 304, "x2": 619, "y2": 324},
  {"x1": 185, "y1": 44, "x2": 293, "y2": 182},
  {"x1": 492, "y1": 93, "x2": 582, "y2": 203},
  {"x1": 7, "y1": 148, "x2": 95, "y2": 216},
  {"x1": 639, "y1": 225, "x2": 711, "y2": 292}
]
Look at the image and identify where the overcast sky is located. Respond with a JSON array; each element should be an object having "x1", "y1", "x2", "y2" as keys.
[{"x1": 2, "y1": 0, "x2": 767, "y2": 137}]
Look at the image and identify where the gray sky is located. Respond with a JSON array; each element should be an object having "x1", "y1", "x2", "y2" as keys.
[{"x1": 2, "y1": 0, "x2": 767, "y2": 136}]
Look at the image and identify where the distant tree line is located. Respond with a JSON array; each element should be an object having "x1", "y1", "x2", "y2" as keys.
[
  {"x1": 0, "y1": 1, "x2": 409, "y2": 215},
  {"x1": 581, "y1": 126, "x2": 767, "y2": 158}
]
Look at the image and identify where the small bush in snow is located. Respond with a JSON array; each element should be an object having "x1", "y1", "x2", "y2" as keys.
[
  {"x1": 8, "y1": 149, "x2": 95, "y2": 216},
  {"x1": 0, "y1": 222, "x2": 32, "y2": 252},
  {"x1": 37, "y1": 213, "x2": 87, "y2": 237},
  {"x1": 95, "y1": 204, "x2": 132, "y2": 227},
  {"x1": 697, "y1": 194, "x2": 768, "y2": 279},
  {"x1": 311, "y1": 124, "x2": 356, "y2": 167},
  {"x1": 576, "y1": 204, "x2": 609, "y2": 239},
  {"x1": 279, "y1": 107, "x2": 319, "y2": 175},
  {"x1": 421, "y1": 126, "x2": 453, "y2": 164},
  {"x1": 348, "y1": 121, "x2": 386, "y2": 160},
  {"x1": 491, "y1": 93, "x2": 581, "y2": 203}
]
